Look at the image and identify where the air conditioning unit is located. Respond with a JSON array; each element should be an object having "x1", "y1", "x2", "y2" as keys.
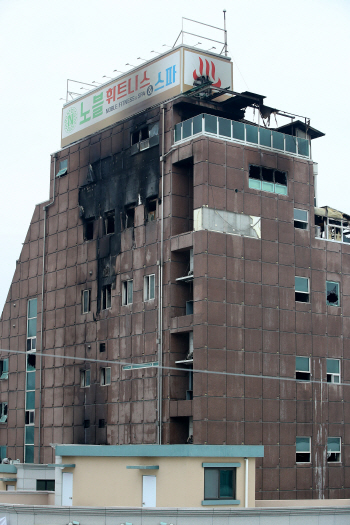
[{"x1": 2, "y1": 458, "x2": 9, "y2": 464}]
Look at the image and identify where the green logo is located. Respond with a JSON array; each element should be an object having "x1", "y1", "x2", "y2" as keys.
[{"x1": 64, "y1": 107, "x2": 78, "y2": 134}]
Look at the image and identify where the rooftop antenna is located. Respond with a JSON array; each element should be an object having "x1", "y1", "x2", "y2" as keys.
[{"x1": 223, "y1": 10, "x2": 228, "y2": 56}]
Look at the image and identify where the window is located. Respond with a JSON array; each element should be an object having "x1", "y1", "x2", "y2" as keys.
[
  {"x1": 249, "y1": 165, "x2": 287, "y2": 195},
  {"x1": 144, "y1": 274, "x2": 155, "y2": 301},
  {"x1": 122, "y1": 280, "x2": 133, "y2": 305},
  {"x1": 327, "y1": 437, "x2": 341, "y2": 462},
  {"x1": 296, "y1": 356, "x2": 310, "y2": 381},
  {"x1": 327, "y1": 359, "x2": 340, "y2": 383},
  {"x1": 104, "y1": 211, "x2": 115, "y2": 235},
  {"x1": 27, "y1": 298, "x2": 37, "y2": 352},
  {"x1": 25, "y1": 410, "x2": 35, "y2": 425},
  {"x1": 315, "y1": 214, "x2": 350, "y2": 244},
  {"x1": 27, "y1": 353, "x2": 36, "y2": 370},
  {"x1": 84, "y1": 419, "x2": 90, "y2": 428},
  {"x1": 146, "y1": 198, "x2": 157, "y2": 222},
  {"x1": 99, "y1": 342, "x2": 106, "y2": 353},
  {"x1": 100, "y1": 367, "x2": 111, "y2": 386},
  {"x1": 0, "y1": 359, "x2": 8, "y2": 379},
  {"x1": 99, "y1": 419, "x2": 106, "y2": 428},
  {"x1": 82, "y1": 290, "x2": 91, "y2": 314},
  {"x1": 0, "y1": 446, "x2": 6, "y2": 462},
  {"x1": 296, "y1": 437, "x2": 311, "y2": 463},
  {"x1": 203, "y1": 467, "x2": 236, "y2": 502},
  {"x1": 36, "y1": 479, "x2": 55, "y2": 491},
  {"x1": 84, "y1": 219, "x2": 94, "y2": 241},
  {"x1": 294, "y1": 208, "x2": 308, "y2": 229},
  {"x1": 131, "y1": 126, "x2": 149, "y2": 146},
  {"x1": 102, "y1": 284, "x2": 112, "y2": 310},
  {"x1": 326, "y1": 281, "x2": 340, "y2": 306},
  {"x1": 80, "y1": 369, "x2": 91, "y2": 388},
  {"x1": 295, "y1": 276, "x2": 309, "y2": 302},
  {"x1": 56, "y1": 159, "x2": 68, "y2": 178},
  {"x1": 125, "y1": 207, "x2": 135, "y2": 228},
  {"x1": 0, "y1": 402, "x2": 8, "y2": 423}
]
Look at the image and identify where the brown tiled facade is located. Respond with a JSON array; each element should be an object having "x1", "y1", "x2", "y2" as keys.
[{"x1": 0, "y1": 92, "x2": 348, "y2": 501}]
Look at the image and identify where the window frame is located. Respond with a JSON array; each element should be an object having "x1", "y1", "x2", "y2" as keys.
[
  {"x1": 102, "y1": 284, "x2": 112, "y2": 310},
  {"x1": 295, "y1": 276, "x2": 310, "y2": 303},
  {"x1": 144, "y1": 274, "x2": 155, "y2": 301},
  {"x1": 82, "y1": 289, "x2": 91, "y2": 314},
  {"x1": 36, "y1": 479, "x2": 55, "y2": 491},
  {"x1": 0, "y1": 402, "x2": 8, "y2": 423},
  {"x1": 100, "y1": 367, "x2": 111, "y2": 386},
  {"x1": 327, "y1": 437, "x2": 341, "y2": 463},
  {"x1": 80, "y1": 369, "x2": 91, "y2": 388},
  {"x1": 327, "y1": 358, "x2": 340, "y2": 384},
  {"x1": 294, "y1": 208, "x2": 308, "y2": 229},
  {"x1": 296, "y1": 356, "x2": 311, "y2": 381},
  {"x1": 296, "y1": 436, "x2": 311, "y2": 463},
  {"x1": 202, "y1": 465, "x2": 238, "y2": 504},
  {"x1": 0, "y1": 358, "x2": 9, "y2": 379},
  {"x1": 27, "y1": 298, "x2": 37, "y2": 352},
  {"x1": 326, "y1": 281, "x2": 340, "y2": 307},
  {"x1": 248, "y1": 165, "x2": 287, "y2": 196},
  {"x1": 122, "y1": 279, "x2": 133, "y2": 306}
]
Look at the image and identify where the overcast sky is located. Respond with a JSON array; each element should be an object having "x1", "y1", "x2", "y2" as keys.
[{"x1": 0, "y1": 0, "x2": 349, "y2": 311}]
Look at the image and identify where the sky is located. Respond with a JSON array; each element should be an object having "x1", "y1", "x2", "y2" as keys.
[{"x1": 0, "y1": 0, "x2": 349, "y2": 311}]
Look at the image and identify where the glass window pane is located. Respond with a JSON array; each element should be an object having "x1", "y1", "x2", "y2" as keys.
[
  {"x1": 218, "y1": 117, "x2": 231, "y2": 137},
  {"x1": 262, "y1": 181, "x2": 274, "y2": 193},
  {"x1": 204, "y1": 114, "x2": 217, "y2": 134},
  {"x1": 297, "y1": 137, "x2": 309, "y2": 157},
  {"x1": 27, "y1": 318, "x2": 37, "y2": 338},
  {"x1": 275, "y1": 184, "x2": 288, "y2": 195},
  {"x1": 219, "y1": 470, "x2": 233, "y2": 498},
  {"x1": 327, "y1": 359, "x2": 339, "y2": 374},
  {"x1": 25, "y1": 425, "x2": 34, "y2": 445},
  {"x1": 193, "y1": 114, "x2": 203, "y2": 135},
  {"x1": 260, "y1": 127, "x2": 271, "y2": 147},
  {"x1": 150, "y1": 275, "x2": 155, "y2": 299},
  {"x1": 295, "y1": 277, "x2": 309, "y2": 292},
  {"x1": 28, "y1": 299, "x2": 37, "y2": 319},
  {"x1": 106, "y1": 368, "x2": 111, "y2": 384},
  {"x1": 294, "y1": 209, "x2": 308, "y2": 222},
  {"x1": 246, "y1": 124, "x2": 258, "y2": 144},
  {"x1": 37, "y1": 480, "x2": 46, "y2": 491},
  {"x1": 326, "y1": 281, "x2": 339, "y2": 306},
  {"x1": 183, "y1": 119, "x2": 192, "y2": 139},
  {"x1": 296, "y1": 437, "x2": 310, "y2": 452},
  {"x1": 2, "y1": 359, "x2": 8, "y2": 373},
  {"x1": 272, "y1": 131, "x2": 284, "y2": 150},
  {"x1": 249, "y1": 179, "x2": 261, "y2": 190},
  {"x1": 174, "y1": 123, "x2": 182, "y2": 142},
  {"x1": 26, "y1": 372, "x2": 35, "y2": 391},
  {"x1": 86, "y1": 370, "x2": 91, "y2": 387},
  {"x1": 285, "y1": 134, "x2": 297, "y2": 153},
  {"x1": 232, "y1": 121, "x2": 244, "y2": 140},
  {"x1": 128, "y1": 281, "x2": 133, "y2": 304},
  {"x1": 26, "y1": 391, "x2": 35, "y2": 410},
  {"x1": 25, "y1": 445, "x2": 34, "y2": 464},
  {"x1": 204, "y1": 469, "x2": 218, "y2": 499},
  {"x1": 296, "y1": 356, "x2": 309, "y2": 372},
  {"x1": 328, "y1": 437, "x2": 340, "y2": 452}
]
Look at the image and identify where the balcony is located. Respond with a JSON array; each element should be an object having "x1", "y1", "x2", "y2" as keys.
[{"x1": 174, "y1": 113, "x2": 310, "y2": 159}]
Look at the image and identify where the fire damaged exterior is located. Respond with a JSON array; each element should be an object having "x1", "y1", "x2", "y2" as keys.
[{"x1": 0, "y1": 45, "x2": 349, "y2": 502}]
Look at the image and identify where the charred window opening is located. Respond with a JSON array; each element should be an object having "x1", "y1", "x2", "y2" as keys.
[
  {"x1": 84, "y1": 218, "x2": 94, "y2": 241},
  {"x1": 100, "y1": 367, "x2": 111, "y2": 386},
  {"x1": 99, "y1": 419, "x2": 106, "y2": 428},
  {"x1": 294, "y1": 208, "x2": 308, "y2": 229},
  {"x1": 27, "y1": 354, "x2": 36, "y2": 370},
  {"x1": 131, "y1": 127, "x2": 149, "y2": 145},
  {"x1": 84, "y1": 419, "x2": 90, "y2": 429},
  {"x1": 125, "y1": 206, "x2": 135, "y2": 229},
  {"x1": 99, "y1": 342, "x2": 106, "y2": 353},
  {"x1": 146, "y1": 198, "x2": 157, "y2": 222},
  {"x1": 249, "y1": 165, "x2": 287, "y2": 195},
  {"x1": 102, "y1": 284, "x2": 112, "y2": 310},
  {"x1": 315, "y1": 213, "x2": 350, "y2": 243},
  {"x1": 104, "y1": 211, "x2": 115, "y2": 235},
  {"x1": 296, "y1": 356, "x2": 310, "y2": 381},
  {"x1": 295, "y1": 276, "x2": 309, "y2": 303},
  {"x1": 326, "y1": 281, "x2": 339, "y2": 306}
]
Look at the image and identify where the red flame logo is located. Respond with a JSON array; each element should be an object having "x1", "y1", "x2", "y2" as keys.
[{"x1": 193, "y1": 57, "x2": 222, "y2": 88}]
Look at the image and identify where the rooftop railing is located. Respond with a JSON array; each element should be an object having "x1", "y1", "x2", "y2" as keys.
[{"x1": 174, "y1": 113, "x2": 310, "y2": 159}]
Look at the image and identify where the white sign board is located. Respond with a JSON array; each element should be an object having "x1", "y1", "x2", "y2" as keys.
[{"x1": 184, "y1": 50, "x2": 232, "y2": 90}]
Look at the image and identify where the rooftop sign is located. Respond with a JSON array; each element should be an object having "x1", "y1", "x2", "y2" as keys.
[{"x1": 61, "y1": 45, "x2": 232, "y2": 148}]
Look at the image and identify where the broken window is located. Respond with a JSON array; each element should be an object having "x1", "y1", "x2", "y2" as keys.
[
  {"x1": 80, "y1": 369, "x2": 91, "y2": 388},
  {"x1": 296, "y1": 356, "x2": 310, "y2": 381},
  {"x1": 326, "y1": 281, "x2": 339, "y2": 306},
  {"x1": 327, "y1": 437, "x2": 341, "y2": 462},
  {"x1": 296, "y1": 437, "x2": 311, "y2": 463},
  {"x1": 56, "y1": 159, "x2": 68, "y2": 178},
  {"x1": 146, "y1": 198, "x2": 157, "y2": 222},
  {"x1": 84, "y1": 218, "x2": 94, "y2": 241},
  {"x1": 102, "y1": 284, "x2": 112, "y2": 310},
  {"x1": 295, "y1": 276, "x2": 309, "y2": 302},
  {"x1": 144, "y1": 274, "x2": 155, "y2": 301},
  {"x1": 0, "y1": 359, "x2": 8, "y2": 380},
  {"x1": 294, "y1": 208, "x2": 308, "y2": 229},
  {"x1": 104, "y1": 211, "x2": 115, "y2": 235},
  {"x1": 27, "y1": 353, "x2": 36, "y2": 371},
  {"x1": 249, "y1": 165, "x2": 287, "y2": 195},
  {"x1": 99, "y1": 342, "x2": 106, "y2": 353},
  {"x1": 25, "y1": 410, "x2": 35, "y2": 425},
  {"x1": 82, "y1": 289, "x2": 91, "y2": 314},
  {"x1": 131, "y1": 126, "x2": 149, "y2": 147},
  {"x1": 125, "y1": 207, "x2": 135, "y2": 229},
  {"x1": 0, "y1": 402, "x2": 8, "y2": 423},
  {"x1": 100, "y1": 367, "x2": 111, "y2": 386},
  {"x1": 122, "y1": 280, "x2": 133, "y2": 305},
  {"x1": 327, "y1": 359, "x2": 340, "y2": 383},
  {"x1": 315, "y1": 214, "x2": 350, "y2": 243}
]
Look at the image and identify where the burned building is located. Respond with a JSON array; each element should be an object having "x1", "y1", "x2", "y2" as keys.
[{"x1": 0, "y1": 42, "x2": 348, "y2": 501}]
